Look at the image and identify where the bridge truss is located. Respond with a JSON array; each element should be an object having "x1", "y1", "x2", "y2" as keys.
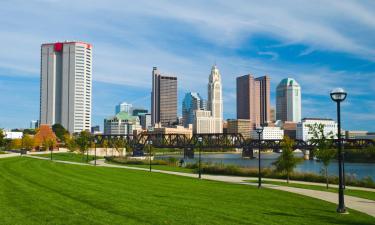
[{"x1": 93, "y1": 133, "x2": 374, "y2": 158}]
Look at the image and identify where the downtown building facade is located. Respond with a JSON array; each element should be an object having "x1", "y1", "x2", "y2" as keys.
[
  {"x1": 227, "y1": 119, "x2": 252, "y2": 139},
  {"x1": 193, "y1": 65, "x2": 223, "y2": 134},
  {"x1": 236, "y1": 74, "x2": 271, "y2": 128},
  {"x1": 40, "y1": 41, "x2": 92, "y2": 133},
  {"x1": 250, "y1": 126, "x2": 284, "y2": 140},
  {"x1": 104, "y1": 111, "x2": 141, "y2": 135},
  {"x1": 151, "y1": 67, "x2": 178, "y2": 127},
  {"x1": 296, "y1": 118, "x2": 338, "y2": 141},
  {"x1": 115, "y1": 102, "x2": 133, "y2": 114},
  {"x1": 276, "y1": 78, "x2": 302, "y2": 123},
  {"x1": 182, "y1": 92, "x2": 206, "y2": 128}
]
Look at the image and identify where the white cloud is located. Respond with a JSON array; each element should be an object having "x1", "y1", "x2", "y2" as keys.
[{"x1": 0, "y1": 0, "x2": 374, "y2": 130}]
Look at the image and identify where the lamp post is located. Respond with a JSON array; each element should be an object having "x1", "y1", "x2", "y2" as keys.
[
  {"x1": 330, "y1": 87, "x2": 347, "y2": 213},
  {"x1": 255, "y1": 126, "x2": 264, "y2": 188},
  {"x1": 50, "y1": 145, "x2": 53, "y2": 161},
  {"x1": 198, "y1": 137, "x2": 203, "y2": 179},
  {"x1": 148, "y1": 140, "x2": 153, "y2": 172},
  {"x1": 94, "y1": 139, "x2": 97, "y2": 166}
]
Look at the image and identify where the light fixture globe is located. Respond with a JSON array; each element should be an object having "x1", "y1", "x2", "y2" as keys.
[
  {"x1": 330, "y1": 88, "x2": 347, "y2": 102},
  {"x1": 255, "y1": 126, "x2": 264, "y2": 134},
  {"x1": 148, "y1": 140, "x2": 153, "y2": 145},
  {"x1": 198, "y1": 137, "x2": 203, "y2": 143}
]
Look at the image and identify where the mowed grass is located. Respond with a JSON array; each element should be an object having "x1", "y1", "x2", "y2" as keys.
[
  {"x1": 0, "y1": 158, "x2": 374, "y2": 225},
  {"x1": 35, "y1": 152, "x2": 99, "y2": 163},
  {"x1": 247, "y1": 180, "x2": 375, "y2": 201}
]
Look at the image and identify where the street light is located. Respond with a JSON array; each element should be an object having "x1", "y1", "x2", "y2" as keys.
[
  {"x1": 50, "y1": 144, "x2": 53, "y2": 161},
  {"x1": 148, "y1": 140, "x2": 153, "y2": 172},
  {"x1": 198, "y1": 136, "x2": 203, "y2": 179},
  {"x1": 255, "y1": 126, "x2": 264, "y2": 188},
  {"x1": 330, "y1": 87, "x2": 347, "y2": 213},
  {"x1": 94, "y1": 139, "x2": 97, "y2": 166}
]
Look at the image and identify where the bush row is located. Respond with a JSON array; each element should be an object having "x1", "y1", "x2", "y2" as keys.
[
  {"x1": 186, "y1": 162, "x2": 375, "y2": 188},
  {"x1": 105, "y1": 156, "x2": 168, "y2": 165}
]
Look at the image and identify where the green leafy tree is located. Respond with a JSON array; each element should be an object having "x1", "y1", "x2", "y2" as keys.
[
  {"x1": 52, "y1": 124, "x2": 69, "y2": 142},
  {"x1": 273, "y1": 136, "x2": 302, "y2": 183},
  {"x1": 307, "y1": 123, "x2": 335, "y2": 188},
  {"x1": 75, "y1": 131, "x2": 91, "y2": 156},
  {"x1": 65, "y1": 134, "x2": 78, "y2": 152},
  {"x1": 22, "y1": 135, "x2": 35, "y2": 151},
  {"x1": 23, "y1": 129, "x2": 36, "y2": 135},
  {"x1": 0, "y1": 129, "x2": 5, "y2": 147}
]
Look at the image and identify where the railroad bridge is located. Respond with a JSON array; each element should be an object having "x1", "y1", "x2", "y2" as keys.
[{"x1": 93, "y1": 133, "x2": 374, "y2": 159}]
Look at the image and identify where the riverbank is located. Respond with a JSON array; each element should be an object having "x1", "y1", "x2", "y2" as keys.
[{"x1": 104, "y1": 154, "x2": 375, "y2": 189}]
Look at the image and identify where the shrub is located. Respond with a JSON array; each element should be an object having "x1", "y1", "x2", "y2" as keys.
[{"x1": 106, "y1": 156, "x2": 168, "y2": 165}]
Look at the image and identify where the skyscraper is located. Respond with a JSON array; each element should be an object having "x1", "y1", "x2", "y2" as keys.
[
  {"x1": 115, "y1": 102, "x2": 133, "y2": 114},
  {"x1": 182, "y1": 92, "x2": 206, "y2": 127},
  {"x1": 151, "y1": 67, "x2": 177, "y2": 127},
  {"x1": 236, "y1": 74, "x2": 271, "y2": 127},
  {"x1": 207, "y1": 65, "x2": 223, "y2": 133},
  {"x1": 276, "y1": 78, "x2": 301, "y2": 122},
  {"x1": 40, "y1": 41, "x2": 92, "y2": 133}
]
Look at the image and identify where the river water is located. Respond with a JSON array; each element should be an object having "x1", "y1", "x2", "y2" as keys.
[{"x1": 156, "y1": 152, "x2": 375, "y2": 180}]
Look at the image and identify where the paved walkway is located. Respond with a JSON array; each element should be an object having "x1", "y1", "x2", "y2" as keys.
[{"x1": 24, "y1": 156, "x2": 375, "y2": 218}]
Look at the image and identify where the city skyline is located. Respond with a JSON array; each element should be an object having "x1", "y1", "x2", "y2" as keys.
[{"x1": 0, "y1": 1, "x2": 374, "y2": 131}]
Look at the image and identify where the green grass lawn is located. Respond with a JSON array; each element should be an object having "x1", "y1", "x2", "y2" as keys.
[
  {"x1": 0, "y1": 151, "x2": 7, "y2": 154},
  {"x1": 35, "y1": 152, "x2": 100, "y2": 163},
  {"x1": 0, "y1": 157, "x2": 374, "y2": 224},
  {"x1": 247, "y1": 180, "x2": 375, "y2": 201}
]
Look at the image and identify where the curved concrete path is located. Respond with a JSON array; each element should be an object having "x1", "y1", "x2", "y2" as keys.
[{"x1": 24, "y1": 155, "x2": 375, "y2": 218}]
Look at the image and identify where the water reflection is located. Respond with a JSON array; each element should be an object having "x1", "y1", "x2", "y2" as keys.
[{"x1": 156, "y1": 152, "x2": 375, "y2": 180}]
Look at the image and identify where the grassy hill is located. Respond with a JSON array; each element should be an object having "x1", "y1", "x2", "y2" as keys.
[{"x1": 0, "y1": 157, "x2": 373, "y2": 225}]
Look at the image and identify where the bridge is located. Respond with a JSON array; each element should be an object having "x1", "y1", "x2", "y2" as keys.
[{"x1": 93, "y1": 133, "x2": 375, "y2": 159}]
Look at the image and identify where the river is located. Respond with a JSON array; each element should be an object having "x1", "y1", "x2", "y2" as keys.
[{"x1": 156, "y1": 152, "x2": 375, "y2": 180}]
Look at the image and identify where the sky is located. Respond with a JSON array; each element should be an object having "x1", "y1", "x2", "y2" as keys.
[{"x1": 0, "y1": 0, "x2": 374, "y2": 131}]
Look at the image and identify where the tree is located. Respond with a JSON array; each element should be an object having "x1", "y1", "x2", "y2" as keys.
[
  {"x1": 65, "y1": 134, "x2": 78, "y2": 152},
  {"x1": 52, "y1": 124, "x2": 69, "y2": 142},
  {"x1": 42, "y1": 138, "x2": 56, "y2": 151},
  {"x1": 0, "y1": 129, "x2": 5, "y2": 147},
  {"x1": 75, "y1": 131, "x2": 91, "y2": 156},
  {"x1": 8, "y1": 139, "x2": 22, "y2": 150},
  {"x1": 102, "y1": 139, "x2": 109, "y2": 156},
  {"x1": 23, "y1": 129, "x2": 36, "y2": 135},
  {"x1": 273, "y1": 136, "x2": 302, "y2": 183},
  {"x1": 22, "y1": 135, "x2": 35, "y2": 151},
  {"x1": 307, "y1": 123, "x2": 335, "y2": 188},
  {"x1": 112, "y1": 139, "x2": 125, "y2": 157}
]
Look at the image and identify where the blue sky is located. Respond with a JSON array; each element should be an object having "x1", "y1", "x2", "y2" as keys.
[{"x1": 0, "y1": 0, "x2": 374, "y2": 131}]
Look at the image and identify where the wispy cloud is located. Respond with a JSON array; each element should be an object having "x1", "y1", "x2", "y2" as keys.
[{"x1": 0, "y1": 0, "x2": 374, "y2": 130}]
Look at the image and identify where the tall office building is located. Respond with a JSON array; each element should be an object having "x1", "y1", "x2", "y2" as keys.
[
  {"x1": 151, "y1": 67, "x2": 178, "y2": 127},
  {"x1": 236, "y1": 74, "x2": 270, "y2": 127},
  {"x1": 40, "y1": 41, "x2": 92, "y2": 133},
  {"x1": 30, "y1": 120, "x2": 38, "y2": 129},
  {"x1": 132, "y1": 108, "x2": 148, "y2": 116},
  {"x1": 115, "y1": 102, "x2": 133, "y2": 114},
  {"x1": 207, "y1": 65, "x2": 223, "y2": 133},
  {"x1": 276, "y1": 78, "x2": 301, "y2": 123},
  {"x1": 182, "y1": 92, "x2": 206, "y2": 127}
]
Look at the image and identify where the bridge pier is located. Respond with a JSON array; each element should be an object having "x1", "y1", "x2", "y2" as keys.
[
  {"x1": 303, "y1": 150, "x2": 310, "y2": 160},
  {"x1": 184, "y1": 147, "x2": 194, "y2": 159},
  {"x1": 242, "y1": 147, "x2": 254, "y2": 158}
]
